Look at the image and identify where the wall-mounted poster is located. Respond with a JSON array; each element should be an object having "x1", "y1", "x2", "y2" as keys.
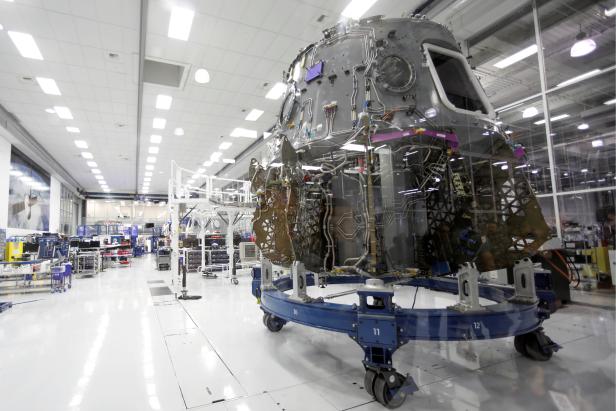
[{"x1": 8, "y1": 148, "x2": 50, "y2": 231}]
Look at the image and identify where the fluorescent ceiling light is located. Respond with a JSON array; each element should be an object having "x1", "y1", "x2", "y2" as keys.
[
  {"x1": 145, "y1": 171, "x2": 152, "y2": 177},
  {"x1": 210, "y1": 152, "x2": 222, "y2": 161},
  {"x1": 604, "y1": 98, "x2": 616, "y2": 105},
  {"x1": 146, "y1": 156, "x2": 156, "y2": 163},
  {"x1": 91, "y1": 169, "x2": 101, "y2": 174},
  {"x1": 203, "y1": 160, "x2": 212, "y2": 167},
  {"x1": 222, "y1": 158, "x2": 235, "y2": 164},
  {"x1": 605, "y1": 7, "x2": 616, "y2": 17},
  {"x1": 570, "y1": 34, "x2": 596, "y2": 57},
  {"x1": 45, "y1": 108, "x2": 55, "y2": 114},
  {"x1": 168, "y1": 7, "x2": 194, "y2": 41},
  {"x1": 302, "y1": 165, "x2": 321, "y2": 171},
  {"x1": 150, "y1": 134, "x2": 162, "y2": 144},
  {"x1": 501, "y1": 165, "x2": 509, "y2": 170},
  {"x1": 494, "y1": 44, "x2": 537, "y2": 69},
  {"x1": 95, "y1": 175, "x2": 103, "y2": 180},
  {"x1": 148, "y1": 146, "x2": 159, "y2": 154},
  {"x1": 341, "y1": 0, "x2": 378, "y2": 20},
  {"x1": 145, "y1": 164, "x2": 154, "y2": 171},
  {"x1": 144, "y1": 177, "x2": 151, "y2": 182},
  {"x1": 341, "y1": 143, "x2": 371, "y2": 152},
  {"x1": 230, "y1": 128, "x2": 257, "y2": 138},
  {"x1": 581, "y1": 168, "x2": 588, "y2": 173},
  {"x1": 81, "y1": 152, "x2": 93, "y2": 159},
  {"x1": 74, "y1": 140, "x2": 88, "y2": 149},
  {"x1": 194, "y1": 68, "x2": 210, "y2": 84},
  {"x1": 53, "y1": 106, "x2": 73, "y2": 119},
  {"x1": 577, "y1": 123, "x2": 589, "y2": 130},
  {"x1": 263, "y1": 132, "x2": 272, "y2": 139},
  {"x1": 87, "y1": 161, "x2": 97, "y2": 168},
  {"x1": 35, "y1": 77, "x2": 61, "y2": 95},
  {"x1": 197, "y1": 168, "x2": 205, "y2": 174},
  {"x1": 592, "y1": 139, "x2": 603, "y2": 147},
  {"x1": 219, "y1": 141, "x2": 232, "y2": 150},
  {"x1": 556, "y1": 69, "x2": 601, "y2": 88},
  {"x1": 155, "y1": 94, "x2": 172, "y2": 110},
  {"x1": 66, "y1": 126, "x2": 80, "y2": 133},
  {"x1": 7, "y1": 31, "x2": 43, "y2": 60},
  {"x1": 174, "y1": 127, "x2": 184, "y2": 136},
  {"x1": 103, "y1": 188, "x2": 111, "y2": 193},
  {"x1": 522, "y1": 107, "x2": 538, "y2": 118},
  {"x1": 152, "y1": 118, "x2": 166, "y2": 129},
  {"x1": 265, "y1": 82, "x2": 286, "y2": 100},
  {"x1": 534, "y1": 114, "x2": 569, "y2": 125},
  {"x1": 245, "y1": 109, "x2": 264, "y2": 121},
  {"x1": 270, "y1": 162, "x2": 283, "y2": 167},
  {"x1": 9, "y1": 170, "x2": 22, "y2": 176}
]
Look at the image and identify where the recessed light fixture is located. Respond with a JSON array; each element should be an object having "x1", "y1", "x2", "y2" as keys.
[
  {"x1": 168, "y1": 7, "x2": 194, "y2": 41},
  {"x1": 91, "y1": 169, "x2": 101, "y2": 174},
  {"x1": 219, "y1": 142, "x2": 232, "y2": 150},
  {"x1": 152, "y1": 118, "x2": 166, "y2": 129},
  {"x1": 245, "y1": 109, "x2": 264, "y2": 121},
  {"x1": 45, "y1": 108, "x2": 55, "y2": 114},
  {"x1": 36, "y1": 77, "x2": 61, "y2": 95},
  {"x1": 265, "y1": 82, "x2": 286, "y2": 100},
  {"x1": 581, "y1": 168, "x2": 588, "y2": 173},
  {"x1": 534, "y1": 114, "x2": 569, "y2": 125},
  {"x1": 148, "y1": 146, "x2": 159, "y2": 154},
  {"x1": 522, "y1": 107, "x2": 538, "y2": 118},
  {"x1": 103, "y1": 188, "x2": 111, "y2": 193},
  {"x1": 577, "y1": 123, "x2": 589, "y2": 130},
  {"x1": 606, "y1": 7, "x2": 616, "y2": 16},
  {"x1": 81, "y1": 152, "x2": 93, "y2": 159},
  {"x1": 174, "y1": 127, "x2": 184, "y2": 136},
  {"x1": 144, "y1": 177, "x2": 151, "y2": 182},
  {"x1": 302, "y1": 165, "x2": 321, "y2": 171},
  {"x1": 145, "y1": 164, "x2": 154, "y2": 171},
  {"x1": 341, "y1": 0, "x2": 378, "y2": 20},
  {"x1": 222, "y1": 158, "x2": 236, "y2": 164},
  {"x1": 505, "y1": 130, "x2": 513, "y2": 134},
  {"x1": 53, "y1": 106, "x2": 73, "y2": 119},
  {"x1": 87, "y1": 161, "x2": 98, "y2": 168},
  {"x1": 194, "y1": 68, "x2": 210, "y2": 84},
  {"x1": 230, "y1": 128, "x2": 257, "y2": 138},
  {"x1": 203, "y1": 160, "x2": 212, "y2": 167},
  {"x1": 145, "y1": 171, "x2": 153, "y2": 177},
  {"x1": 556, "y1": 69, "x2": 601, "y2": 88},
  {"x1": 604, "y1": 98, "x2": 616, "y2": 105},
  {"x1": 7, "y1": 31, "x2": 43, "y2": 60},
  {"x1": 155, "y1": 94, "x2": 172, "y2": 110},
  {"x1": 66, "y1": 126, "x2": 80, "y2": 133},
  {"x1": 493, "y1": 44, "x2": 537, "y2": 69},
  {"x1": 592, "y1": 139, "x2": 603, "y2": 147},
  {"x1": 501, "y1": 165, "x2": 509, "y2": 170},
  {"x1": 95, "y1": 175, "x2": 104, "y2": 180},
  {"x1": 197, "y1": 168, "x2": 205, "y2": 174},
  {"x1": 146, "y1": 156, "x2": 156, "y2": 163},
  {"x1": 74, "y1": 140, "x2": 88, "y2": 149},
  {"x1": 150, "y1": 134, "x2": 162, "y2": 144},
  {"x1": 210, "y1": 152, "x2": 222, "y2": 161}
]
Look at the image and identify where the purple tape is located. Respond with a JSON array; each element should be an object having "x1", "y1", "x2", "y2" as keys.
[
  {"x1": 305, "y1": 61, "x2": 323, "y2": 83},
  {"x1": 372, "y1": 128, "x2": 459, "y2": 148}
]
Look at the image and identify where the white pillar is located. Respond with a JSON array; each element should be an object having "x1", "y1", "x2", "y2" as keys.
[
  {"x1": 227, "y1": 211, "x2": 237, "y2": 277},
  {"x1": 170, "y1": 204, "x2": 180, "y2": 293}
]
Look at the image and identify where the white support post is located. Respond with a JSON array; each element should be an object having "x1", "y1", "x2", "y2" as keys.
[
  {"x1": 170, "y1": 204, "x2": 180, "y2": 295},
  {"x1": 227, "y1": 211, "x2": 237, "y2": 281},
  {"x1": 449, "y1": 262, "x2": 482, "y2": 312},
  {"x1": 289, "y1": 261, "x2": 309, "y2": 302},
  {"x1": 511, "y1": 258, "x2": 538, "y2": 304}
]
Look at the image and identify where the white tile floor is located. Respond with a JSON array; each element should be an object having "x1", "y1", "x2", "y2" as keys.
[{"x1": 0, "y1": 255, "x2": 614, "y2": 411}]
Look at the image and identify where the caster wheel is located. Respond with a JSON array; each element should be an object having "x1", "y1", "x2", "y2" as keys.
[
  {"x1": 514, "y1": 334, "x2": 528, "y2": 356},
  {"x1": 232, "y1": 278, "x2": 239, "y2": 285},
  {"x1": 262, "y1": 312, "x2": 270, "y2": 327},
  {"x1": 374, "y1": 374, "x2": 407, "y2": 409},
  {"x1": 265, "y1": 314, "x2": 284, "y2": 332},
  {"x1": 516, "y1": 331, "x2": 553, "y2": 361},
  {"x1": 364, "y1": 369, "x2": 378, "y2": 397}
]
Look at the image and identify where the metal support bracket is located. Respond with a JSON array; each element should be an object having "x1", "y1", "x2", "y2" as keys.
[
  {"x1": 449, "y1": 262, "x2": 483, "y2": 312},
  {"x1": 289, "y1": 261, "x2": 310, "y2": 302},
  {"x1": 511, "y1": 258, "x2": 538, "y2": 304},
  {"x1": 260, "y1": 258, "x2": 274, "y2": 291}
]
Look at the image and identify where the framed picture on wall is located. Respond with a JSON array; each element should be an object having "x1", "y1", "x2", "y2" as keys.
[{"x1": 7, "y1": 148, "x2": 50, "y2": 231}]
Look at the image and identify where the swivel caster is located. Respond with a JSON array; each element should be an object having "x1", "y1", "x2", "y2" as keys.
[
  {"x1": 364, "y1": 369, "x2": 411, "y2": 409},
  {"x1": 231, "y1": 278, "x2": 239, "y2": 285},
  {"x1": 263, "y1": 313, "x2": 285, "y2": 332},
  {"x1": 514, "y1": 328, "x2": 559, "y2": 361}
]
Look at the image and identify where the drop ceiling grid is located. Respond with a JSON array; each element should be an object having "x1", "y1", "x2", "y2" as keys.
[{"x1": 0, "y1": 0, "x2": 140, "y2": 192}]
